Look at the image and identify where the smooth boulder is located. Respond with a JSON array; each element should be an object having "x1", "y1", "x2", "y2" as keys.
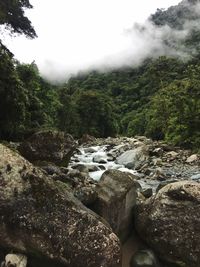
[
  {"x1": 116, "y1": 146, "x2": 149, "y2": 169},
  {"x1": 0, "y1": 144, "x2": 121, "y2": 267},
  {"x1": 135, "y1": 181, "x2": 200, "y2": 267},
  {"x1": 92, "y1": 169, "x2": 139, "y2": 242},
  {"x1": 19, "y1": 130, "x2": 76, "y2": 166}
]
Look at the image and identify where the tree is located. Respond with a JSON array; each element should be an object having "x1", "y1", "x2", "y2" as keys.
[
  {"x1": 76, "y1": 91, "x2": 118, "y2": 137},
  {"x1": 0, "y1": 0, "x2": 36, "y2": 38},
  {"x1": 0, "y1": 45, "x2": 27, "y2": 139},
  {"x1": 57, "y1": 87, "x2": 80, "y2": 136},
  {"x1": 145, "y1": 74, "x2": 200, "y2": 148}
]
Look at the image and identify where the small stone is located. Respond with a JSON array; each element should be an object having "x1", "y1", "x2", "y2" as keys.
[
  {"x1": 84, "y1": 147, "x2": 97, "y2": 153},
  {"x1": 191, "y1": 174, "x2": 200, "y2": 180},
  {"x1": 166, "y1": 151, "x2": 179, "y2": 159},
  {"x1": 186, "y1": 154, "x2": 198, "y2": 163},
  {"x1": 93, "y1": 155, "x2": 107, "y2": 164},
  {"x1": 130, "y1": 249, "x2": 160, "y2": 267},
  {"x1": 152, "y1": 147, "x2": 163, "y2": 157},
  {"x1": 141, "y1": 188, "x2": 153, "y2": 198},
  {"x1": 153, "y1": 158, "x2": 162, "y2": 166},
  {"x1": 5, "y1": 254, "x2": 27, "y2": 267}
]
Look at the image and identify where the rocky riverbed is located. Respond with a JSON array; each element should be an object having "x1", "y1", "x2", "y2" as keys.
[
  {"x1": 69, "y1": 136, "x2": 200, "y2": 195},
  {"x1": 0, "y1": 131, "x2": 200, "y2": 267}
]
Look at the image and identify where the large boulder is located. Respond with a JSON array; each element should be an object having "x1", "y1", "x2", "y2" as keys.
[
  {"x1": 18, "y1": 130, "x2": 77, "y2": 166},
  {"x1": 92, "y1": 169, "x2": 140, "y2": 242},
  {"x1": 135, "y1": 181, "x2": 200, "y2": 267},
  {"x1": 116, "y1": 146, "x2": 149, "y2": 169},
  {"x1": 0, "y1": 144, "x2": 121, "y2": 267}
]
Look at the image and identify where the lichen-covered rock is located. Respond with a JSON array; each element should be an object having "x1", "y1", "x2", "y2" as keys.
[
  {"x1": 92, "y1": 169, "x2": 139, "y2": 242},
  {"x1": 135, "y1": 181, "x2": 200, "y2": 267},
  {"x1": 18, "y1": 130, "x2": 77, "y2": 166},
  {"x1": 0, "y1": 144, "x2": 121, "y2": 267}
]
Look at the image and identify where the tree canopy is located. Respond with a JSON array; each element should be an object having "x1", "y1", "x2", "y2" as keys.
[
  {"x1": 0, "y1": 0, "x2": 36, "y2": 38},
  {"x1": 0, "y1": 0, "x2": 199, "y2": 151}
]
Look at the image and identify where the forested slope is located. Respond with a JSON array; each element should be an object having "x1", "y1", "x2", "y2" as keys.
[{"x1": 0, "y1": 0, "x2": 200, "y2": 150}]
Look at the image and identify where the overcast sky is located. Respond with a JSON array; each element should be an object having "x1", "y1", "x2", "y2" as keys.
[{"x1": 4, "y1": 0, "x2": 181, "y2": 80}]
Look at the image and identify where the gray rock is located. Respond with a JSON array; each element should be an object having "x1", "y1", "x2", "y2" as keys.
[
  {"x1": 72, "y1": 164, "x2": 89, "y2": 174},
  {"x1": 92, "y1": 169, "x2": 139, "y2": 242},
  {"x1": 130, "y1": 249, "x2": 160, "y2": 267},
  {"x1": 116, "y1": 146, "x2": 149, "y2": 170},
  {"x1": 84, "y1": 147, "x2": 97, "y2": 153},
  {"x1": 93, "y1": 155, "x2": 107, "y2": 164},
  {"x1": 19, "y1": 130, "x2": 77, "y2": 167},
  {"x1": 141, "y1": 188, "x2": 153, "y2": 198},
  {"x1": 191, "y1": 173, "x2": 200, "y2": 180},
  {"x1": 186, "y1": 154, "x2": 198, "y2": 163},
  {"x1": 0, "y1": 144, "x2": 121, "y2": 267},
  {"x1": 87, "y1": 165, "x2": 100, "y2": 172},
  {"x1": 135, "y1": 181, "x2": 200, "y2": 267}
]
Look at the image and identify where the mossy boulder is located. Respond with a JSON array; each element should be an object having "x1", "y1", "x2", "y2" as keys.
[
  {"x1": 18, "y1": 130, "x2": 77, "y2": 167},
  {"x1": 135, "y1": 181, "x2": 200, "y2": 267},
  {"x1": 0, "y1": 144, "x2": 121, "y2": 267}
]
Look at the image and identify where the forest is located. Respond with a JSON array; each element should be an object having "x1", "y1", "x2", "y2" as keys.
[{"x1": 0, "y1": 0, "x2": 200, "y2": 150}]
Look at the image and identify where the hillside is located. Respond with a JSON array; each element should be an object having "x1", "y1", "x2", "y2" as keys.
[
  {"x1": 58, "y1": 0, "x2": 200, "y2": 149},
  {"x1": 0, "y1": 0, "x2": 200, "y2": 150}
]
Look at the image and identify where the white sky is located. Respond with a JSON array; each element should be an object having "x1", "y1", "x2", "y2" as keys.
[{"x1": 3, "y1": 0, "x2": 181, "y2": 80}]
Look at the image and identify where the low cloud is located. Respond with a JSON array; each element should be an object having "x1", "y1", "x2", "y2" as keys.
[
  {"x1": 42, "y1": 16, "x2": 200, "y2": 82},
  {"x1": 4, "y1": 0, "x2": 200, "y2": 82}
]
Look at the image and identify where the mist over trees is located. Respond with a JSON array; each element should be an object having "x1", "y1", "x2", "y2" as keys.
[{"x1": 0, "y1": 0, "x2": 200, "y2": 150}]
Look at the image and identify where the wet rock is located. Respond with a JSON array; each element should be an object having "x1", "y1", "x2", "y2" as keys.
[
  {"x1": 93, "y1": 155, "x2": 107, "y2": 164},
  {"x1": 4, "y1": 254, "x2": 27, "y2": 267},
  {"x1": 141, "y1": 188, "x2": 153, "y2": 198},
  {"x1": 130, "y1": 249, "x2": 160, "y2": 267},
  {"x1": 92, "y1": 169, "x2": 139, "y2": 242},
  {"x1": 87, "y1": 165, "x2": 100, "y2": 172},
  {"x1": 0, "y1": 144, "x2": 121, "y2": 267},
  {"x1": 84, "y1": 147, "x2": 97, "y2": 153},
  {"x1": 71, "y1": 164, "x2": 89, "y2": 174},
  {"x1": 135, "y1": 181, "x2": 200, "y2": 267},
  {"x1": 99, "y1": 165, "x2": 106, "y2": 170},
  {"x1": 19, "y1": 130, "x2": 77, "y2": 167},
  {"x1": 190, "y1": 173, "x2": 200, "y2": 180}
]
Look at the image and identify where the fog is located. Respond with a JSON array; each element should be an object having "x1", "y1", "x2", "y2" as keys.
[{"x1": 3, "y1": 0, "x2": 200, "y2": 82}]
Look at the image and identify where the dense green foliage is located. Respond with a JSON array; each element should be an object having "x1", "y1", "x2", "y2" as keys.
[
  {"x1": 0, "y1": 0, "x2": 36, "y2": 38},
  {"x1": 62, "y1": 56, "x2": 200, "y2": 149},
  {"x1": 0, "y1": 0, "x2": 200, "y2": 150}
]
